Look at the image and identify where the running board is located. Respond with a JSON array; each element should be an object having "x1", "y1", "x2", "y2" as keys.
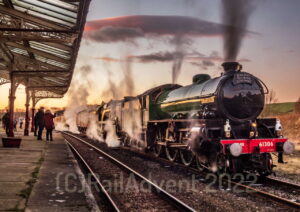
[{"x1": 157, "y1": 142, "x2": 188, "y2": 148}]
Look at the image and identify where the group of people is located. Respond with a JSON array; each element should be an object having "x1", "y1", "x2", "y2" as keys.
[
  {"x1": 34, "y1": 107, "x2": 56, "y2": 141},
  {"x1": 1, "y1": 107, "x2": 56, "y2": 141}
]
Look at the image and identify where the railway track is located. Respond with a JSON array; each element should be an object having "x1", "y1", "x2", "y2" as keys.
[
  {"x1": 67, "y1": 140, "x2": 120, "y2": 212},
  {"x1": 265, "y1": 176, "x2": 300, "y2": 190},
  {"x1": 123, "y1": 146, "x2": 300, "y2": 210},
  {"x1": 63, "y1": 132, "x2": 300, "y2": 211},
  {"x1": 63, "y1": 132, "x2": 196, "y2": 212},
  {"x1": 227, "y1": 179, "x2": 300, "y2": 210}
]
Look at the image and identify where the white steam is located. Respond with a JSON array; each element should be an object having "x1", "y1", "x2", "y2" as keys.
[
  {"x1": 104, "y1": 120, "x2": 120, "y2": 147},
  {"x1": 64, "y1": 65, "x2": 103, "y2": 141},
  {"x1": 100, "y1": 55, "x2": 143, "y2": 148},
  {"x1": 86, "y1": 113, "x2": 103, "y2": 141},
  {"x1": 54, "y1": 121, "x2": 68, "y2": 131}
]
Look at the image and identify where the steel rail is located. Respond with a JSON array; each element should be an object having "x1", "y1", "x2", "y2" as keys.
[
  {"x1": 63, "y1": 132, "x2": 196, "y2": 212},
  {"x1": 266, "y1": 177, "x2": 300, "y2": 190},
  {"x1": 118, "y1": 144, "x2": 300, "y2": 210},
  {"x1": 65, "y1": 139, "x2": 120, "y2": 212},
  {"x1": 228, "y1": 180, "x2": 300, "y2": 210}
]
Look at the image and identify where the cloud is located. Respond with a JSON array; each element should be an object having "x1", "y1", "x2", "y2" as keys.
[
  {"x1": 84, "y1": 26, "x2": 144, "y2": 43},
  {"x1": 95, "y1": 51, "x2": 251, "y2": 64},
  {"x1": 84, "y1": 15, "x2": 228, "y2": 43},
  {"x1": 94, "y1": 57, "x2": 125, "y2": 62},
  {"x1": 129, "y1": 52, "x2": 181, "y2": 62},
  {"x1": 190, "y1": 60, "x2": 215, "y2": 70}
]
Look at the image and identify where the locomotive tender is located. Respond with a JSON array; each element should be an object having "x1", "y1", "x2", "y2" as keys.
[{"x1": 75, "y1": 62, "x2": 295, "y2": 176}]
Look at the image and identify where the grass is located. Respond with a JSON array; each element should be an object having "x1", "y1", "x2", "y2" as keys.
[
  {"x1": 6, "y1": 207, "x2": 24, "y2": 212},
  {"x1": 14, "y1": 156, "x2": 44, "y2": 211},
  {"x1": 261, "y1": 102, "x2": 295, "y2": 117},
  {"x1": 261, "y1": 104, "x2": 300, "y2": 180},
  {"x1": 272, "y1": 149, "x2": 300, "y2": 181}
]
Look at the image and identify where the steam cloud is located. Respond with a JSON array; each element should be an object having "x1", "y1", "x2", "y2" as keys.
[
  {"x1": 104, "y1": 120, "x2": 120, "y2": 147},
  {"x1": 101, "y1": 57, "x2": 135, "y2": 100},
  {"x1": 86, "y1": 112, "x2": 102, "y2": 141},
  {"x1": 63, "y1": 65, "x2": 92, "y2": 133},
  {"x1": 222, "y1": 0, "x2": 257, "y2": 61},
  {"x1": 61, "y1": 65, "x2": 103, "y2": 143},
  {"x1": 170, "y1": 35, "x2": 187, "y2": 83},
  {"x1": 100, "y1": 56, "x2": 139, "y2": 148}
]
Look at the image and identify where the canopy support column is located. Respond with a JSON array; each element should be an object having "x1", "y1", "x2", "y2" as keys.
[
  {"x1": 31, "y1": 92, "x2": 36, "y2": 134},
  {"x1": 8, "y1": 75, "x2": 18, "y2": 137},
  {"x1": 24, "y1": 87, "x2": 30, "y2": 136}
]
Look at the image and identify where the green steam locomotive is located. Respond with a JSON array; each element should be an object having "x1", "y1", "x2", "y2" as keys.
[{"x1": 80, "y1": 62, "x2": 294, "y2": 175}]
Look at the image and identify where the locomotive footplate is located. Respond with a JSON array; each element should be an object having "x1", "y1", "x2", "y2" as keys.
[{"x1": 221, "y1": 138, "x2": 288, "y2": 154}]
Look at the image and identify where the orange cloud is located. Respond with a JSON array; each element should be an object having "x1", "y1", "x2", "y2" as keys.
[
  {"x1": 94, "y1": 57, "x2": 125, "y2": 62},
  {"x1": 84, "y1": 15, "x2": 228, "y2": 43}
]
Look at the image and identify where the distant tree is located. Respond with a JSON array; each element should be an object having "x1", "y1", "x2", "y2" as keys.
[
  {"x1": 295, "y1": 97, "x2": 300, "y2": 114},
  {"x1": 265, "y1": 89, "x2": 278, "y2": 105},
  {"x1": 262, "y1": 89, "x2": 278, "y2": 117}
]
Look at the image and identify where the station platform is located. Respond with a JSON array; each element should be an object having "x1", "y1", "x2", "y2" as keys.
[{"x1": 0, "y1": 130, "x2": 97, "y2": 212}]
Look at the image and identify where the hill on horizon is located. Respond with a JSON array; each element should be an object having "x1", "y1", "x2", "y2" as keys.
[{"x1": 262, "y1": 102, "x2": 296, "y2": 117}]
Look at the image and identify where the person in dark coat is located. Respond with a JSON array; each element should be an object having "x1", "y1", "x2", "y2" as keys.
[
  {"x1": 13, "y1": 119, "x2": 17, "y2": 131},
  {"x1": 2, "y1": 110, "x2": 10, "y2": 136},
  {"x1": 19, "y1": 118, "x2": 23, "y2": 129},
  {"x1": 44, "y1": 110, "x2": 56, "y2": 141},
  {"x1": 34, "y1": 112, "x2": 39, "y2": 136},
  {"x1": 35, "y1": 107, "x2": 45, "y2": 140}
]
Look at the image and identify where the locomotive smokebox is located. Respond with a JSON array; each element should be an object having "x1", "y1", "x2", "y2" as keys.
[{"x1": 222, "y1": 62, "x2": 242, "y2": 72}]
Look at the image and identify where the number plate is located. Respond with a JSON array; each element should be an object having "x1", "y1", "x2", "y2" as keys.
[{"x1": 233, "y1": 73, "x2": 253, "y2": 85}]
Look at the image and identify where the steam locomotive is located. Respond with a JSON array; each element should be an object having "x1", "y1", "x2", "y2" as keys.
[{"x1": 66, "y1": 62, "x2": 295, "y2": 176}]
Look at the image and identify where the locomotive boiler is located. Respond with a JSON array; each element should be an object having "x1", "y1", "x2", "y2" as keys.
[
  {"x1": 155, "y1": 62, "x2": 265, "y2": 123},
  {"x1": 72, "y1": 62, "x2": 295, "y2": 176}
]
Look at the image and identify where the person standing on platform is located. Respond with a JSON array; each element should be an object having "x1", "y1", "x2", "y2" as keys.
[
  {"x1": 34, "y1": 111, "x2": 40, "y2": 136},
  {"x1": 2, "y1": 110, "x2": 10, "y2": 136},
  {"x1": 35, "y1": 107, "x2": 45, "y2": 140},
  {"x1": 13, "y1": 119, "x2": 17, "y2": 131},
  {"x1": 44, "y1": 110, "x2": 56, "y2": 141},
  {"x1": 19, "y1": 117, "x2": 23, "y2": 129}
]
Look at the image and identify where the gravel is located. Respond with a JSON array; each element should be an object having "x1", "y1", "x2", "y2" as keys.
[{"x1": 66, "y1": 133, "x2": 299, "y2": 211}]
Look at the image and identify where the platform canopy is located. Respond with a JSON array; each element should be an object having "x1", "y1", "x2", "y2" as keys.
[{"x1": 0, "y1": 0, "x2": 90, "y2": 99}]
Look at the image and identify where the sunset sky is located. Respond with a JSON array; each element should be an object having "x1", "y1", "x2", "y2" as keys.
[{"x1": 0, "y1": 0, "x2": 300, "y2": 110}]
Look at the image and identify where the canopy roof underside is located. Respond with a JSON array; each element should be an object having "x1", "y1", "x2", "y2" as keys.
[{"x1": 0, "y1": 0, "x2": 90, "y2": 98}]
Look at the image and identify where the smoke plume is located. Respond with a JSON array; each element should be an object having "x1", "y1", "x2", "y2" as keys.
[
  {"x1": 171, "y1": 35, "x2": 188, "y2": 83},
  {"x1": 100, "y1": 56, "x2": 138, "y2": 147},
  {"x1": 101, "y1": 56, "x2": 135, "y2": 100},
  {"x1": 101, "y1": 60, "x2": 122, "y2": 100},
  {"x1": 222, "y1": 0, "x2": 256, "y2": 61},
  {"x1": 122, "y1": 58, "x2": 135, "y2": 96}
]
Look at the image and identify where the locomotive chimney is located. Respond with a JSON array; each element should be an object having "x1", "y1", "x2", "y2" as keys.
[{"x1": 222, "y1": 62, "x2": 242, "y2": 72}]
